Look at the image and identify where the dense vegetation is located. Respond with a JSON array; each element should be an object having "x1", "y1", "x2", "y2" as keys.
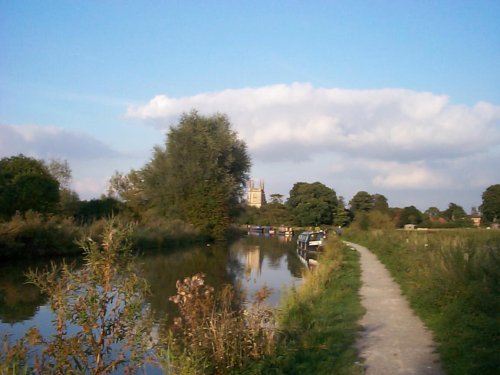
[
  {"x1": 257, "y1": 237, "x2": 364, "y2": 374},
  {"x1": 1, "y1": 222, "x2": 364, "y2": 374},
  {"x1": 344, "y1": 228, "x2": 500, "y2": 375},
  {"x1": 110, "y1": 111, "x2": 251, "y2": 240},
  {"x1": 0, "y1": 155, "x2": 60, "y2": 219},
  {"x1": 1, "y1": 110, "x2": 498, "y2": 257}
]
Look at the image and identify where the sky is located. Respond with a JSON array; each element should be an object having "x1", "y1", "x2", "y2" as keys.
[{"x1": 1, "y1": 0, "x2": 499, "y2": 212}]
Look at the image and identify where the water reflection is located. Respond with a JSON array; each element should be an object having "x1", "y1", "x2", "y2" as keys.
[
  {"x1": 139, "y1": 243, "x2": 238, "y2": 321},
  {"x1": 0, "y1": 258, "x2": 84, "y2": 324},
  {"x1": 229, "y1": 236, "x2": 304, "y2": 306},
  {"x1": 0, "y1": 236, "x2": 303, "y2": 337}
]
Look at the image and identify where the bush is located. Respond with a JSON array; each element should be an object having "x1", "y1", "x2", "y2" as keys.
[
  {"x1": 1, "y1": 220, "x2": 155, "y2": 374},
  {"x1": 0, "y1": 211, "x2": 81, "y2": 258},
  {"x1": 163, "y1": 273, "x2": 275, "y2": 374}
]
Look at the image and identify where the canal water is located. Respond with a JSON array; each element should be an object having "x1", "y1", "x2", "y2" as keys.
[{"x1": 0, "y1": 235, "x2": 304, "y2": 341}]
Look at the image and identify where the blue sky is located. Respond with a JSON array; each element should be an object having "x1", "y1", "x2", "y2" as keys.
[{"x1": 1, "y1": 1, "x2": 499, "y2": 211}]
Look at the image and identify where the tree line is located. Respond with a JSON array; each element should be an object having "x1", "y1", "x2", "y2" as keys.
[{"x1": 1, "y1": 110, "x2": 500, "y2": 247}]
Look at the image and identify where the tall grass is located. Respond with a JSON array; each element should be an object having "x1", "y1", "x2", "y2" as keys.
[
  {"x1": 345, "y1": 228, "x2": 500, "y2": 375},
  {"x1": 253, "y1": 236, "x2": 364, "y2": 375}
]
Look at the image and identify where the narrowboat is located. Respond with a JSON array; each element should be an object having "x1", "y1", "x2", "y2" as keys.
[
  {"x1": 296, "y1": 231, "x2": 326, "y2": 267},
  {"x1": 296, "y1": 231, "x2": 325, "y2": 251}
]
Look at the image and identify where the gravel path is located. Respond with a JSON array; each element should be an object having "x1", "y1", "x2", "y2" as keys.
[{"x1": 345, "y1": 241, "x2": 444, "y2": 375}]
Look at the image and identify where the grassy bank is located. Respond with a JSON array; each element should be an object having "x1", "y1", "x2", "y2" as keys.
[
  {"x1": 252, "y1": 236, "x2": 364, "y2": 374},
  {"x1": 0, "y1": 212, "x2": 82, "y2": 258},
  {"x1": 344, "y1": 228, "x2": 500, "y2": 375}
]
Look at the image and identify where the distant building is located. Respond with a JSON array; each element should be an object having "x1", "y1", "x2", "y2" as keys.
[
  {"x1": 247, "y1": 180, "x2": 266, "y2": 208},
  {"x1": 471, "y1": 214, "x2": 481, "y2": 227}
]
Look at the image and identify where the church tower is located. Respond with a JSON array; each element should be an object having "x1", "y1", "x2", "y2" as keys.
[{"x1": 247, "y1": 180, "x2": 266, "y2": 208}]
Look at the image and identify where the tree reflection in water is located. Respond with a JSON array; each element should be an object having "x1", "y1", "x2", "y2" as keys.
[{"x1": 0, "y1": 236, "x2": 303, "y2": 334}]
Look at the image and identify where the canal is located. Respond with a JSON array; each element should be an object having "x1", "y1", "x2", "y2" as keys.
[{"x1": 0, "y1": 235, "x2": 305, "y2": 340}]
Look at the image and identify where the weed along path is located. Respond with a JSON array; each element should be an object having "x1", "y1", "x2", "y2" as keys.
[{"x1": 345, "y1": 241, "x2": 444, "y2": 375}]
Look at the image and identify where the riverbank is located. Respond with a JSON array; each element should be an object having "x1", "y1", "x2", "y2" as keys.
[
  {"x1": 251, "y1": 236, "x2": 365, "y2": 374},
  {"x1": 0, "y1": 214, "x2": 215, "y2": 259},
  {"x1": 344, "y1": 228, "x2": 500, "y2": 375}
]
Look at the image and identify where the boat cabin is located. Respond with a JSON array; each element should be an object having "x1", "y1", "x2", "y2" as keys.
[{"x1": 297, "y1": 231, "x2": 325, "y2": 251}]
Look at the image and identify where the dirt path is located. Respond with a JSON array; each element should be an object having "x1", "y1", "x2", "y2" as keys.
[{"x1": 345, "y1": 241, "x2": 444, "y2": 375}]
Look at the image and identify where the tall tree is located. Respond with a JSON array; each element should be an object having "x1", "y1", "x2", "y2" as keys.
[
  {"x1": 141, "y1": 111, "x2": 250, "y2": 239},
  {"x1": 333, "y1": 196, "x2": 350, "y2": 227},
  {"x1": 47, "y1": 159, "x2": 72, "y2": 190},
  {"x1": 287, "y1": 182, "x2": 338, "y2": 226},
  {"x1": 425, "y1": 207, "x2": 441, "y2": 218},
  {"x1": 480, "y1": 184, "x2": 500, "y2": 223},
  {"x1": 47, "y1": 158, "x2": 80, "y2": 215},
  {"x1": 349, "y1": 191, "x2": 374, "y2": 215},
  {"x1": 107, "y1": 170, "x2": 145, "y2": 217},
  {"x1": 443, "y1": 202, "x2": 467, "y2": 221},
  {"x1": 398, "y1": 205, "x2": 423, "y2": 227},
  {"x1": 269, "y1": 193, "x2": 284, "y2": 204},
  {"x1": 0, "y1": 155, "x2": 60, "y2": 218},
  {"x1": 372, "y1": 193, "x2": 389, "y2": 212}
]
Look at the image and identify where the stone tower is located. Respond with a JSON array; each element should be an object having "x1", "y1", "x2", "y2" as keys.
[{"x1": 247, "y1": 180, "x2": 266, "y2": 208}]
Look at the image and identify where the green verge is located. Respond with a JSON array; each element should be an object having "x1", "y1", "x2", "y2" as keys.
[
  {"x1": 248, "y1": 237, "x2": 365, "y2": 375},
  {"x1": 344, "y1": 229, "x2": 500, "y2": 375}
]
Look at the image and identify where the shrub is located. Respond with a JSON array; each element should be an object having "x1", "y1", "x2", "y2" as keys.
[
  {"x1": 164, "y1": 273, "x2": 275, "y2": 374},
  {"x1": 0, "y1": 211, "x2": 81, "y2": 258},
  {"x1": 0, "y1": 220, "x2": 155, "y2": 374}
]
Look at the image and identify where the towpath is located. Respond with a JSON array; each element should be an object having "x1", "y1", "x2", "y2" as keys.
[{"x1": 345, "y1": 241, "x2": 444, "y2": 375}]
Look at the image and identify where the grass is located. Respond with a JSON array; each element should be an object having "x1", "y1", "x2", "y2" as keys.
[
  {"x1": 250, "y1": 236, "x2": 365, "y2": 374},
  {"x1": 344, "y1": 228, "x2": 500, "y2": 375}
]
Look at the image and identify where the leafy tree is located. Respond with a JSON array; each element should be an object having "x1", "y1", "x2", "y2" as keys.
[
  {"x1": 424, "y1": 206, "x2": 441, "y2": 218},
  {"x1": 46, "y1": 158, "x2": 72, "y2": 190},
  {"x1": 398, "y1": 205, "x2": 423, "y2": 227},
  {"x1": 333, "y1": 196, "x2": 350, "y2": 227},
  {"x1": 442, "y1": 202, "x2": 467, "y2": 221},
  {"x1": 287, "y1": 182, "x2": 338, "y2": 226},
  {"x1": 0, "y1": 155, "x2": 59, "y2": 219},
  {"x1": 372, "y1": 193, "x2": 389, "y2": 212},
  {"x1": 269, "y1": 193, "x2": 284, "y2": 204},
  {"x1": 349, "y1": 191, "x2": 374, "y2": 215},
  {"x1": 59, "y1": 188, "x2": 81, "y2": 216},
  {"x1": 107, "y1": 170, "x2": 146, "y2": 218},
  {"x1": 480, "y1": 184, "x2": 500, "y2": 223},
  {"x1": 141, "y1": 111, "x2": 250, "y2": 239},
  {"x1": 256, "y1": 202, "x2": 294, "y2": 226},
  {"x1": 46, "y1": 158, "x2": 81, "y2": 215},
  {"x1": 75, "y1": 197, "x2": 123, "y2": 224}
]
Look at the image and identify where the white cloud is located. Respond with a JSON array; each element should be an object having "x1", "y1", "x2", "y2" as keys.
[
  {"x1": 125, "y1": 83, "x2": 500, "y2": 210},
  {"x1": 372, "y1": 163, "x2": 452, "y2": 189},
  {"x1": 126, "y1": 83, "x2": 500, "y2": 163}
]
